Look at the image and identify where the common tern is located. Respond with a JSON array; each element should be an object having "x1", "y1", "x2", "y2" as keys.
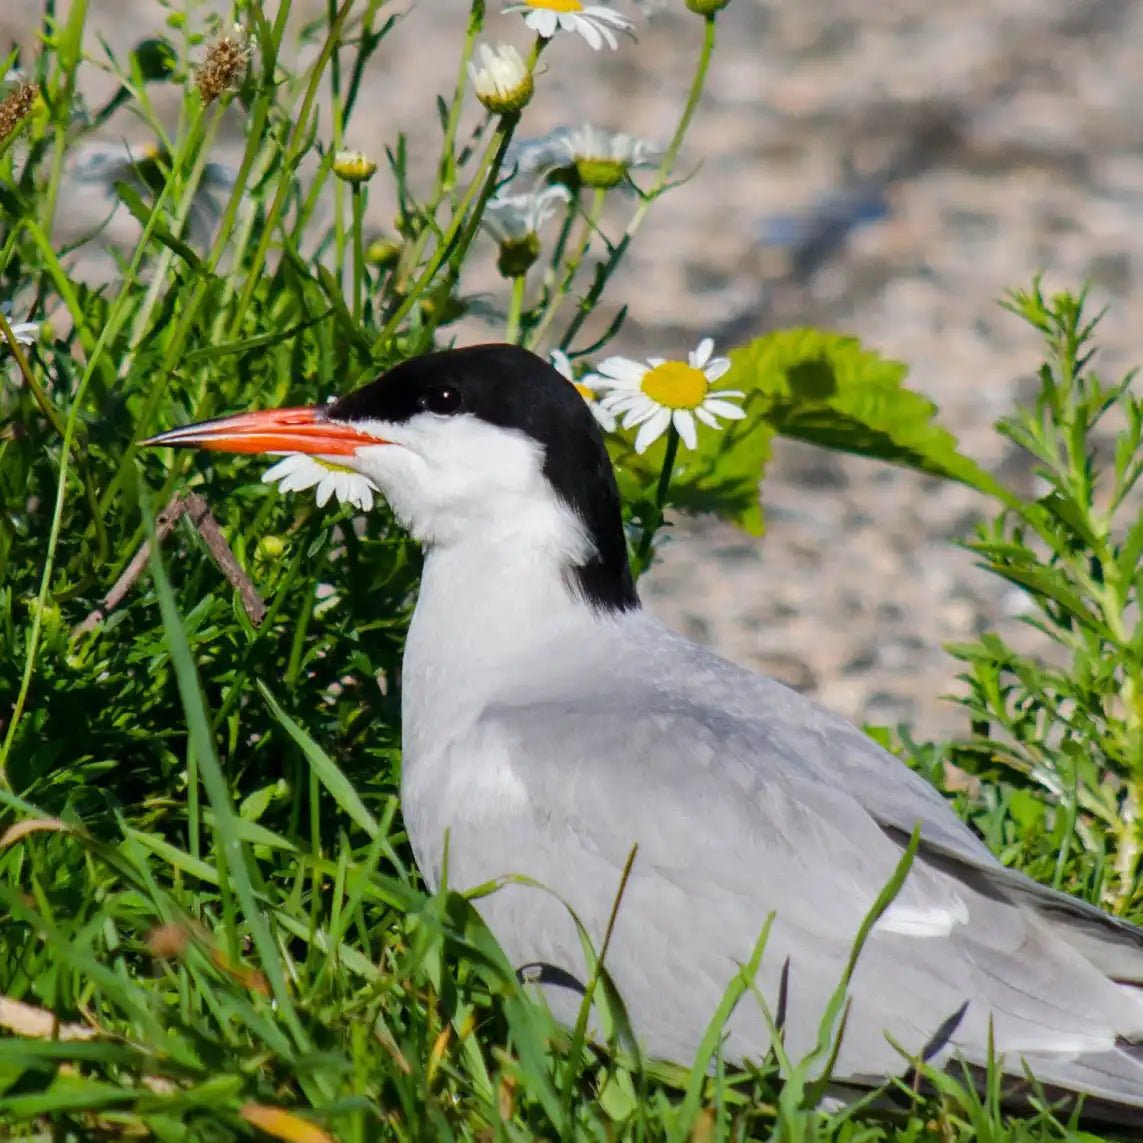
[{"x1": 147, "y1": 343, "x2": 1143, "y2": 1119}]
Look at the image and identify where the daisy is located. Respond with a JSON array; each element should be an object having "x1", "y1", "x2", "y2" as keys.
[
  {"x1": 261, "y1": 454, "x2": 378, "y2": 512},
  {"x1": 559, "y1": 124, "x2": 658, "y2": 188},
  {"x1": 468, "y1": 43, "x2": 533, "y2": 114},
  {"x1": 0, "y1": 302, "x2": 38, "y2": 348},
  {"x1": 482, "y1": 184, "x2": 570, "y2": 276},
  {"x1": 504, "y1": 1, "x2": 634, "y2": 51},
  {"x1": 591, "y1": 338, "x2": 745, "y2": 453},
  {"x1": 483, "y1": 184, "x2": 570, "y2": 244},
  {"x1": 550, "y1": 349, "x2": 616, "y2": 432},
  {"x1": 504, "y1": 124, "x2": 658, "y2": 189}
]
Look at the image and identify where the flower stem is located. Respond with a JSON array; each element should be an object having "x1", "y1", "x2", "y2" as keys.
[
  {"x1": 560, "y1": 13, "x2": 717, "y2": 351},
  {"x1": 437, "y1": 0, "x2": 486, "y2": 204},
  {"x1": 632, "y1": 422, "x2": 680, "y2": 577},
  {"x1": 373, "y1": 110, "x2": 519, "y2": 353},
  {"x1": 527, "y1": 187, "x2": 605, "y2": 351},
  {"x1": 505, "y1": 274, "x2": 526, "y2": 344},
  {"x1": 655, "y1": 423, "x2": 681, "y2": 509},
  {"x1": 351, "y1": 182, "x2": 366, "y2": 322}
]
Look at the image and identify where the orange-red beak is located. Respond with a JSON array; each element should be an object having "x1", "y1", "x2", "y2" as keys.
[{"x1": 142, "y1": 407, "x2": 385, "y2": 457}]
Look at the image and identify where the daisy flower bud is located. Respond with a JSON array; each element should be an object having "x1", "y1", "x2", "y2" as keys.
[
  {"x1": 468, "y1": 43, "x2": 533, "y2": 115},
  {"x1": 498, "y1": 234, "x2": 542, "y2": 278},
  {"x1": 685, "y1": 0, "x2": 731, "y2": 12},
  {"x1": 333, "y1": 150, "x2": 378, "y2": 183},
  {"x1": 255, "y1": 534, "x2": 285, "y2": 561},
  {"x1": 366, "y1": 237, "x2": 403, "y2": 269},
  {"x1": 481, "y1": 185, "x2": 570, "y2": 279}
]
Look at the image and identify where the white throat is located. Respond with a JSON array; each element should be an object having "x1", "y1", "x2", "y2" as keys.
[{"x1": 401, "y1": 497, "x2": 600, "y2": 744}]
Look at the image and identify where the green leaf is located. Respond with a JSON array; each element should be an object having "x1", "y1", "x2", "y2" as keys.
[
  {"x1": 113, "y1": 182, "x2": 202, "y2": 270},
  {"x1": 724, "y1": 329, "x2": 1015, "y2": 504},
  {"x1": 671, "y1": 393, "x2": 776, "y2": 535},
  {"x1": 258, "y1": 681, "x2": 381, "y2": 840}
]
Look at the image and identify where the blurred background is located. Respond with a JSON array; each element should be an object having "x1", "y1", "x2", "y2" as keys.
[{"x1": 5, "y1": 0, "x2": 1142, "y2": 736}]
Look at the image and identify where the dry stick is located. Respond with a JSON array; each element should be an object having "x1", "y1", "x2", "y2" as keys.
[
  {"x1": 73, "y1": 493, "x2": 266, "y2": 636},
  {"x1": 184, "y1": 494, "x2": 267, "y2": 627}
]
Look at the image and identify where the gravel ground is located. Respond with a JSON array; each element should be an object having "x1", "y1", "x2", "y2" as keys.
[{"x1": 5, "y1": 0, "x2": 1142, "y2": 739}]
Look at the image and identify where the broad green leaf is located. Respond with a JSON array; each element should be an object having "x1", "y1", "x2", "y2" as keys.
[
  {"x1": 672, "y1": 391, "x2": 776, "y2": 535},
  {"x1": 724, "y1": 329, "x2": 1015, "y2": 505}
]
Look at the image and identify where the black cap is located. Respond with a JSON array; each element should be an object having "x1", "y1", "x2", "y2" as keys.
[{"x1": 331, "y1": 344, "x2": 639, "y2": 614}]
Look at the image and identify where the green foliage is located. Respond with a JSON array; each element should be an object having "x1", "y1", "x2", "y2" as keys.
[
  {"x1": 934, "y1": 283, "x2": 1143, "y2": 911},
  {"x1": 668, "y1": 329, "x2": 1010, "y2": 534}
]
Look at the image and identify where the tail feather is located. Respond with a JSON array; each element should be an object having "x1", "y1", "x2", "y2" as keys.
[
  {"x1": 953, "y1": 1046, "x2": 1143, "y2": 1128},
  {"x1": 1000, "y1": 876, "x2": 1143, "y2": 985}
]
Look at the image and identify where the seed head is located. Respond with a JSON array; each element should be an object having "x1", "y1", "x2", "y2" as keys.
[
  {"x1": 0, "y1": 82, "x2": 40, "y2": 148},
  {"x1": 194, "y1": 25, "x2": 253, "y2": 105}
]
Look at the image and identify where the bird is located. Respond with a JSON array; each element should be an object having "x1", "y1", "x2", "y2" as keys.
[{"x1": 146, "y1": 342, "x2": 1143, "y2": 1121}]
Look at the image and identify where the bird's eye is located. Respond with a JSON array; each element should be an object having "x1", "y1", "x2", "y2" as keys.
[{"x1": 418, "y1": 386, "x2": 464, "y2": 416}]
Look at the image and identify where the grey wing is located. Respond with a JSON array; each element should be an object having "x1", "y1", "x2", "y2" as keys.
[{"x1": 445, "y1": 691, "x2": 1143, "y2": 1105}]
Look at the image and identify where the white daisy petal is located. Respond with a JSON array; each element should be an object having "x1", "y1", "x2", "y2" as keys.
[
  {"x1": 634, "y1": 406, "x2": 671, "y2": 454},
  {"x1": 598, "y1": 390, "x2": 644, "y2": 409},
  {"x1": 572, "y1": 15, "x2": 603, "y2": 49},
  {"x1": 550, "y1": 349, "x2": 574, "y2": 381},
  {"x1": 709, "y1": 388, "x2": 745, "y2": 399},
  {"x1": 262, "y1": 455, "x2": 306, "y2": 485},
  {"x1": 9, "y1": 321, "x2": 39, "y2": 346},
  {"x1": 262, "y1": 452, "x2": 376, "y2": 511},
  {"x1": 620, "y1": 400, "x2": 661, "y2": 429},
  {"x1": 594, "y1": 356, "x2": 647, "y2": 385},
  {"x1": 314, "y1": 475, "x2": 336, "y2": 508},
  {"x1": 506, "y1": 3, "x2": 633, "y2": 50},
  {"x1": 603, "y1": 400, "x2": 649, "y2": 422},
  {"x1": 281, "y1": 466, "x2": 321, "y2": 494},
  {"x1": 525, "y1": 8, "x2": 558, "y2": 37},
  {"x1": 690, "y1": 338, "x2": 714, "y2": 368},
  {"x1": 673, "y1": 409, "x2": 698, "y2": 450},
  {"x1": 589, "y1": 18, "x2": 620, "y2": 49},
  {"x1": 590, "y1": 402, "x2": 617, "y2": 432},
  {"x1": 703, "y1": 398, "x2": 747, "y2": 420},
  {"x1": 704, "y1": 357, "x2": 731, "y2": 381},
  {"x1": 693, "y1": 406, "x2": 721, "y2": 429},
  {"x1": 596, "y1": 7, "x2": 634, "y2": 27}
]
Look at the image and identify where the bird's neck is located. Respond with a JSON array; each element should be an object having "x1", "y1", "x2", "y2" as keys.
[{"x1": 400, "y1": 519, "x2": 636, "y2": 748}]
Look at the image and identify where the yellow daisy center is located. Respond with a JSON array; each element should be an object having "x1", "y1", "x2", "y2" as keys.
[
  {"x1": 573, "y1": 382, "x2": 594, "y2": 403},
  {"x1": 527, "y1": 0, "x2": 584, "y2": 10},
  {"x1": 640, "y1": 361, "x2": 708, "y2": 410}
]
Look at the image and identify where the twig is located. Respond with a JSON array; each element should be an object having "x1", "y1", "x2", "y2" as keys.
[
  {"x1": 73, "y1": 492, "x2": 266, "y2": 636},
  {"x1": 183, "y1": 493, "x2": 267, "y2": 626}
]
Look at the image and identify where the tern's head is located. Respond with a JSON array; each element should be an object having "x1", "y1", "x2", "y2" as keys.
[{"x1": 145, "y1": 343, "x2": 638, "y2": 613}]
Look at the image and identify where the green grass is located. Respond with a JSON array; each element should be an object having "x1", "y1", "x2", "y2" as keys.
[{"x1": 2, "y1": 1, "x2": 1143, "y2": 1138}]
